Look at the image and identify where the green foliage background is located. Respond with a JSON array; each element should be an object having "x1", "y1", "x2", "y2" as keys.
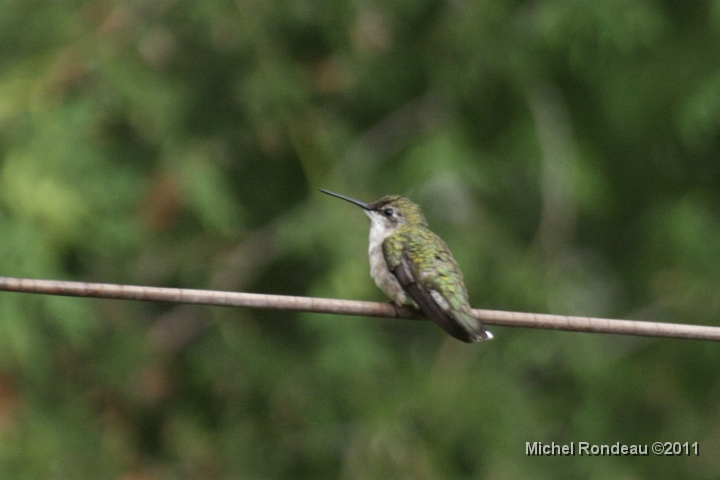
[{"x1": 1, "y1": 0, "x2": 720, "y2": 478}]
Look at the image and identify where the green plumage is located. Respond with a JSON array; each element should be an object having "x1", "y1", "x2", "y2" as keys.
[
  {"x1": 321, "y1": 189, "x2": 492, "y2": 342},
  {"x1": 383, "y1": 224, "x2": 472, "y2": 313},
  {"x1": 366, "y1": 195, "x2": 491, "y2": 342},
  {"x1": 379, "y1": 204, "x2": 486, "y2": 342}
]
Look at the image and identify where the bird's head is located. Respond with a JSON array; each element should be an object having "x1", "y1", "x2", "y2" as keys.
[{"x1": 320, "y1": 189, "x2": 428, "y2": 233}]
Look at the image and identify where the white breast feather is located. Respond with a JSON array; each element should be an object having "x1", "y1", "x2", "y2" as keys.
[{"x1": 367, "y1": 219, "x2": 408, "y2": 305}]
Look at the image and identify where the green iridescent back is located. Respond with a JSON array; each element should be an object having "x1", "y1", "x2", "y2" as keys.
[{"x1": 382, "y1": 220, "x2": 473, "y2": 314}]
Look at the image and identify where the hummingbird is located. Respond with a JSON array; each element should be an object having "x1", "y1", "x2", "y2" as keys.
[{"x1": 320, "y1": 189, "x2": 493, "y2": 342}]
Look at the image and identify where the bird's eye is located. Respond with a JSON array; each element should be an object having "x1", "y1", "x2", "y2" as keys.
[{"x1": 383, "y1": 208, "x2": 394, "y2": 217}]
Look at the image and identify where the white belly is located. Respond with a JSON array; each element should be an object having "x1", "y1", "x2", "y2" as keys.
[{"x1": 368, "y1": 222, "x2": 409, "y2": 305}]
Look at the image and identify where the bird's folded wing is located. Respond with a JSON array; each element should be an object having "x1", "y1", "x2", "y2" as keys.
[{"x1": 390, "y1": 252, "x2": 473, "y2": 343}]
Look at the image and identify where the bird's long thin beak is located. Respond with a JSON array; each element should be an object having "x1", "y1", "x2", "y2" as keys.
[{"x1": 319, "y1": 189, "x2": 371, "y2": 210}]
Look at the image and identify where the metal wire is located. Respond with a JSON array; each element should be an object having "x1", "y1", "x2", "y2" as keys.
[{"x1": 1, "y1": 276, "x2": 718, "y2": 341}]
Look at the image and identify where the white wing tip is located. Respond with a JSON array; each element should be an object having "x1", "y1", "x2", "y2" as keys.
[{"x1": 470, "y1": 329, "x2": 493, "y2": 341}]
